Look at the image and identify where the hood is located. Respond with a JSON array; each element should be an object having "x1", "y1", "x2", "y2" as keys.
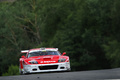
[{"x1": 24, "y1": 55, "x2": 62, "y2": 64}]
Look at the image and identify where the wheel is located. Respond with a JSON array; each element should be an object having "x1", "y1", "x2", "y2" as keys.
[
  {"x1": 67, "y1": 68, "x2": 71, "y2": 72},
  {"x1": 19, "y1": 65, "x2": 25, "y2": 75}
]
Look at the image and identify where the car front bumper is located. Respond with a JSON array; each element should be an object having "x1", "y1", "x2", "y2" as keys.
[{"x1": 23, "y1": 62, "x2": 70, "y2": 73}]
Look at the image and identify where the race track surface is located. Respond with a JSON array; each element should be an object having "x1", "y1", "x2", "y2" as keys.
[{"x1": 1, "y1": 68, "x2": 120, "y2": 80}]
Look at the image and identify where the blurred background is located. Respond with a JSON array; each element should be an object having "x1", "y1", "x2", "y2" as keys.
[{"x1": 0, "y1": 0, "x2": 120, "y2": 76}]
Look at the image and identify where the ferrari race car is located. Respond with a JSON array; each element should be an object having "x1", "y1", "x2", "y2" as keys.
[{"x1": 19, "y1": 48, "x2": 71, "y2": 74}]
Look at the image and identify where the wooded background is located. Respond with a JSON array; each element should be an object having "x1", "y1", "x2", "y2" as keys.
[{"x1": 0, "y1": 0, "x2": 120, "y2": 76}]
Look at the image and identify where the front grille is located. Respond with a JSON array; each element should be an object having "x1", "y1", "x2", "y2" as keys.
[
  {"x1": 60, "y1": 67, "x2": 65, "y2": 69},
  {"x1": 32, "y1": 68, "x2": 37, "y2": 71},
  {"x1": 39, "y1": 65, "x2": 58, "y2": 70}
]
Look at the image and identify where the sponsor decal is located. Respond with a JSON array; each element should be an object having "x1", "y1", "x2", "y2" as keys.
[
  {"x1": 40, "y1": 61, "x2": 43, "y2": 63},
  {"x1": 43, "y1": 56, "x2": 51, "y2": 58},
  {"x1": 40, "y1": 61, "x2": 56, "y2": 63}
]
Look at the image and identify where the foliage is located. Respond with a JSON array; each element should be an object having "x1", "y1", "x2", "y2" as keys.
[
  {"x1": 2, "y1": 65, "x2": 19, "y2": 76},
  {"x1": 103, "y1": 40, "x2": 120, "y2": 68}
]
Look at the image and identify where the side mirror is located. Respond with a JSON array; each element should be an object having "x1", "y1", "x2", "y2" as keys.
[
  {"x1": 62, "y1": 52, "x2": 66, "y2": 56},
  {"x1": 21, "y1": 55, "x2": 26, "y2": 58}
]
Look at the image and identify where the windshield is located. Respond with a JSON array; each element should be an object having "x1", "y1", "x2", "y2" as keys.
[{"x1": 28, "y1": 51, "x2": 60, "y2": 58}]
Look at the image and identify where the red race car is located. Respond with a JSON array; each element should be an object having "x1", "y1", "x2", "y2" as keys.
[{"x1": 19, "y1": 48, "x2": 71, "y2": 74}]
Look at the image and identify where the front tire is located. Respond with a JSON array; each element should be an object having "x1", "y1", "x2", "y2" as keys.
[{"x1": 19, "y1": 65, "x2": 26, "y2": 75}]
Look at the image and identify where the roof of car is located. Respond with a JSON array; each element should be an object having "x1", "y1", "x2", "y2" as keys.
[{"x1": 29, "y1": 48, "x2": 58, "y2": 51}]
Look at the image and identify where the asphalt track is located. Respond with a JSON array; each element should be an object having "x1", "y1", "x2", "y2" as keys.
[{"x1": 1, "y1": 68, "x2": 120, "y2": 80}]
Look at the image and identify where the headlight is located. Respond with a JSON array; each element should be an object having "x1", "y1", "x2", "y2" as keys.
[
  {"x1": 23, "y1": 61, "x2": 28, "y2": 65},
  {"x1": 29, "y1": 60, "x2": 38, "y2": 64},
  {"x1": 58, "y1": 58, "x2": 66, "y2": 62}
]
